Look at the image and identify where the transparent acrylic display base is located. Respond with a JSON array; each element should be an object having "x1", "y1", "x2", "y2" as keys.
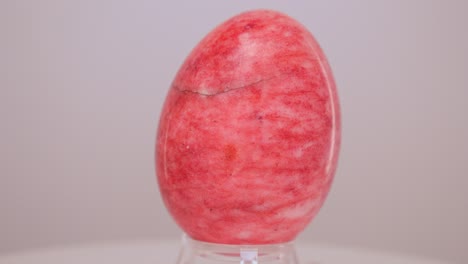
[{"x1": 176, "y1": 235, "x2": 299, "y2": 264}]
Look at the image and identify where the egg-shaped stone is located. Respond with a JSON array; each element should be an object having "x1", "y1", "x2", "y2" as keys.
[{"x1": 156, "y1": 9, "x2": 340, "y2": 244}]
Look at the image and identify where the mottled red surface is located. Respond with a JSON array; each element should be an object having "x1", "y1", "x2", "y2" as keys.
[{"x1": 156, "y1": 10, "x2": 340, "y2": 244}]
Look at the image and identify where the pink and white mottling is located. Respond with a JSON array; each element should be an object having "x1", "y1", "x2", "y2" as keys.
[{"x1": 156, "y1": 10, "x2": 341, "y2": 245}]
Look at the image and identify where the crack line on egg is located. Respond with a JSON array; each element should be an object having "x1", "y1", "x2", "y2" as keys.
[{"x1": 173, "y1": 75, "x2": 279, "y2": 97}]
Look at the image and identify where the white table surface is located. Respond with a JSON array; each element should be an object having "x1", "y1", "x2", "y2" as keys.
[{"x1": 0, "y1": 239, "x2": 452, "y2": 264}]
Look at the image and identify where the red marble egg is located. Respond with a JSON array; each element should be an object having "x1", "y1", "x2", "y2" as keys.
[{"x1": 156, "y1": 9, "x2": 340, "y2": 244}]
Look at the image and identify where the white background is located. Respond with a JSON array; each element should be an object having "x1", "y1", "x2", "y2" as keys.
[{"x1": 1, "y1": 1, "x2": 467, "y2": 263}]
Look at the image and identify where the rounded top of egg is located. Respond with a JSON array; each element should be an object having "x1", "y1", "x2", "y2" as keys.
[
  {"x1": 156, "y1": 9, "x2": 340, "y2": 245},
  {"x1": 174, "y1": 9, "x2": 335, "y2": 97}
]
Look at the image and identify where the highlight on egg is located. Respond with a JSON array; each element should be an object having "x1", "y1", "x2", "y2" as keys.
[{"x1": 156, "y1": 9, "x2": 340, "y2": 244}]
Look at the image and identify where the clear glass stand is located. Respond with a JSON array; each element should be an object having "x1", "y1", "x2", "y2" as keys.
[{"x1": 176, "y1": 235, "x2": 299, "y2": 264}]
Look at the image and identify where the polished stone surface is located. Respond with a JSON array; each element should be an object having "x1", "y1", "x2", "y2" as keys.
[{"x1": 156, "y1": 10, "x2": 340, "y2": 244}]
